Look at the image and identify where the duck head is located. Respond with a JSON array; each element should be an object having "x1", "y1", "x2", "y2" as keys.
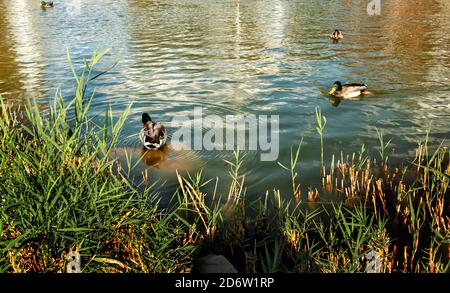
[
  {"x1": 329, "y1": 81, "x2": 342, "y2": 95},
  {"x1": 142, "y1": 113, "x2": 152, "y2": 125}
]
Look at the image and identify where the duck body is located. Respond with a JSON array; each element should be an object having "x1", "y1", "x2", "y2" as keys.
[
  {"x1": 330, "y1": 29, "x2": 343, "y2": 40},
  {"x1": 329, "y1": 81, "x2": 368, "y2": 99},
  {"x1": 41, "y1": 1, "x2": 54, "y2": 8},
  {"x1": 139, "y1": 113, "x2": 167, "y2": 150}
]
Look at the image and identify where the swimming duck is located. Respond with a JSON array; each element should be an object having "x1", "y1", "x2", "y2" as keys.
[
  {"x1": 328, "y1": 81, "x2": 368, "y2": 99},
  {"x1": 330, "y1": 29, "x2": 343, "y2": 40},
  {"x1": 139, "y1": 113, "x2": 167, "y2": 150},
  {"x1": 41, "y1": 1, "x2": 54, "y2": 8}
]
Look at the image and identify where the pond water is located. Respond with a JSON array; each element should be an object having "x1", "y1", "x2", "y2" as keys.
[{"x1": 1, "y1": 0, "x2": 449, "y2": 199}]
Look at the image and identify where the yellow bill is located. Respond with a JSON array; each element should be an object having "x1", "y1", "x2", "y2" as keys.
[{"x1": 329, "y1": 86, "x2": 337, "y2": 95}]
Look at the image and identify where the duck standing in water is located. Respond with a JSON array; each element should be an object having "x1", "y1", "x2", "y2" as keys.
[
  {"x1": 330, "y1": 29, "x2": 343, "y2": 40},
  {"x1": 41, "y1": 1, "x2": 54, "y2": 8},
  {"x1": 140, "y1": 113, "x2": 167, "y2": 150},
  {"x1": 329, "y1": 81, "x2": 368, "y2": 99}
]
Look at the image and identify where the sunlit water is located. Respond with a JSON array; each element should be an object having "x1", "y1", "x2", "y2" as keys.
[{"x1": 1, "y1": 0, "x2": 449, "y2": 199}]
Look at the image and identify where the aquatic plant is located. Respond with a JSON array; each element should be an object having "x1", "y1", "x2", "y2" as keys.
[
  {"x1": 315, "y1": 107, "x2": 327, "y2": 177},
  {"x1": 1, "y1": 50, "x2": 448, "y2": 273},
  {"x1": 177, "y1": 120, "x2": 448, "y2": 273},
  {"x1": 0, "y1": 50, "x2": 196, "y2": 272}
]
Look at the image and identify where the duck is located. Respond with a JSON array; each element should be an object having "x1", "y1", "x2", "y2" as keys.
[
  {"x1": 41, "y1": 1, "x2": 54, "y2": 8},
  {"x1": 330, "y1": 29, "x2": 343, "y2": 40},
  {"x1": 139, "y1": 113, "x2": 167, "y2": 150},
  {"x1": 328, "y1": 81, "x2": 368, "y2": 99}
]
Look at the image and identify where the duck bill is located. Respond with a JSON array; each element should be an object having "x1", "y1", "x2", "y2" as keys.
[{"x1": 329, "y1": 86, "x2": 337, "y2": 95}]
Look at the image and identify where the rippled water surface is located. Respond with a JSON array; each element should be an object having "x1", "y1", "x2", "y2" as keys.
[{"x1": 1, "y1": 0, "x2": 449, "y2": 198}]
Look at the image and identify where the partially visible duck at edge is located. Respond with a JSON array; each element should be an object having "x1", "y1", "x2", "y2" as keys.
[
  {"x1": 140, "y1": 113, "x2": 167, "y2": 150},
  {"x1": 41, "y1": 1, "x2": 54, "y2": 8},
  {"x1": 328, "y1": 81, "x2": 369, "y2": 99}
]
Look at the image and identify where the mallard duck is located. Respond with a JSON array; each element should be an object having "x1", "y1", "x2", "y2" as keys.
[
  {"x1": 139, "y1": 113, "x2": 167, "y2": 150},
  {"x1": 330, "y1": 29, "x2": 343, "y2": 40},
  {"x1": 328, "y1": 81, "x2": 368, "y2": 99},
  {"x1": 41, "y1": 1, "x2": 54, "y2": 8}
]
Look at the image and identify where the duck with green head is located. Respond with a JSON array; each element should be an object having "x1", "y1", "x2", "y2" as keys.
[
  {"x1": 329, "y1": 81, "x2": 368, "y2": 99},
  {"x1": 41, "y1": 1, "x2": 54, "y2": 8}
]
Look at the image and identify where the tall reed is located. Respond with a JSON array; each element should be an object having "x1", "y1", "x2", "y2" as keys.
[
  {"x1": 315, "y1": 107, "x2": 327, "y2": 177},
  {"x1": 1, "y1": 50, "x2": 448, "y2": 273},
  {"x1": 0, "y1": 50, "x2": 197, "y2": 272}
]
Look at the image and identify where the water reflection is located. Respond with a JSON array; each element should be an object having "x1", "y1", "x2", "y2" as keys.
[
  {"x1": 329, "y1": 96, "x2": 341, "y2": 107},
  {"x1": 0, "y1": 14, "x2": 23, "y2": 100},
  {"x1": 0, "y1": 0, "x2": 449, "y2": 198},
  {"x1": 141, "y1": 145, "x2": 169, "y2": 168}
]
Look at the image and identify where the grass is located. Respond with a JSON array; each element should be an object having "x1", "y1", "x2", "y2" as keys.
[
  {"x1": 0, "y1": 50, "x2": 197, "y2": 272},
  {"x1": 315, "y1": 107, "x2": 327, "y2": 177},
  {"x1": 0, "y1": 50, "x2": 448, "y2": 273}
]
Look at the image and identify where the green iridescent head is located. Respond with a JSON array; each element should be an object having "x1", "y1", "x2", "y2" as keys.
[{"x1": 329, "y1": 81, "x2": 342, "y2": 95}]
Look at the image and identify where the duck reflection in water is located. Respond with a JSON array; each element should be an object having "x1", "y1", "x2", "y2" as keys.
[
  {"x1": 329, "y1": 96, "x2": 342, "y2": 107},
  {"x1": 141, "y1": 144, "x2": 169, "y2": 168}
]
